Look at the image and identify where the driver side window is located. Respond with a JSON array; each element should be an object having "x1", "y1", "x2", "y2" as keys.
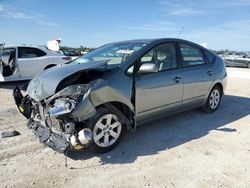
[{"x1": 140, "y1": 43, "x2": 177, "y2": 72}]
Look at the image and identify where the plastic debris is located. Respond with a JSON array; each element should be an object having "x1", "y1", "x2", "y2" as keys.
[{"x1": 1, "y1": 130, "x2": 20, "y2": 138}]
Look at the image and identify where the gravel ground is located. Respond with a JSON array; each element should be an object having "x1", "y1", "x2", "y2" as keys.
[{"x1": 0, "y1": 67, "x2": 250, "y2": 188}]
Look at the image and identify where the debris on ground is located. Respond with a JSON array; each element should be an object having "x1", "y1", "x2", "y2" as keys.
[{"x1": 1, "y1": 130, "x2": 20, "y2": 138}]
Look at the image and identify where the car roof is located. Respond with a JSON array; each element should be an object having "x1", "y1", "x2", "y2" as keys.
[
  {"x1": 4, "y1": 45, "x2": 46, "y2": 49},
  {"x1": 112, "y1": 39, "x2": 157, "y2": 44},
  {"x1": 4, "y1": 45, "x2": 64, "y2": 56},
  {"x1": 110, "y1": 38, "x2": 207, "y2": 49},
  {"x1": 111, "y1": 38, "x2": 195, "y2": 44}
]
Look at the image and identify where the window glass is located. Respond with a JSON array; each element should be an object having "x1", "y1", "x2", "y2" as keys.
[
  {"x1": 18, "y1": 47, "x2": 46, "y2": 58},
  {"x1": 141, "y1": 50, "x2": 153, "y2": 63},
  {"x1": 2, "y1": 48, "x2": 16, "y2": 65},
  {"x1": 180, "y1": 44, "x2": 205, "y2": 67},
  {"x1": 140, "y1": 43, "x2": 177, "y2": 71},
  {"x1": 74, "y1": 43, "x2": 147, "y2": 65},
  {"x1": 127, "y1": 65, "x2": 134, "y2": 75},
  {"x1": 204, "y1": 50, "x2": 215, "y2": 64}
]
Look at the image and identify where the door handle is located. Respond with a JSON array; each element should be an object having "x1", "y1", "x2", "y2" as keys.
[
  {"x1": 173, "y1": 76, "x2": 181, "y2": 83},
  {"x1": 207, "y1": 70, "x2": 213, "y2": 76}
]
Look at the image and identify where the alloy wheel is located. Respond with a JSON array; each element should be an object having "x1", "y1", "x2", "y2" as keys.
[
  {"x1": 93, "y1": 114, "x2": 122, "y2": 147},
  {"x1": 209, "y1": 89, "x2": 220, "y2": 109}
]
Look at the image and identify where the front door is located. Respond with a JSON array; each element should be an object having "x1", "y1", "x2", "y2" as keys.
[{"x1": 135, "y1": 42, "x2": 183, "y2": 122}]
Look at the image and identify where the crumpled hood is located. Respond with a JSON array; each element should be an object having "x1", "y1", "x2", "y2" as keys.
[{"x1": 27, "y1": 61, "x2": 107, "y2": 101}]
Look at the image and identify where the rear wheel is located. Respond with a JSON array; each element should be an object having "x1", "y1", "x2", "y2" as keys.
[
  {"x1": 202, "y1": 85, "x2": 222, "y2": 113},
  {"x1": 247, "y1": 62, "x2": 250, "y2": 68},
  {"x1": 87, "y1": 107, "x2": 125, "y2": 153}
]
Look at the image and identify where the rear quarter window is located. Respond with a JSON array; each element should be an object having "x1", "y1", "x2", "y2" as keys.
[{"x1": 204, "y1": 50, "x2": 215, "y2": 64}]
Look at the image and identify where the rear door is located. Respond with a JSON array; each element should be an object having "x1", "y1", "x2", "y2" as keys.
[
  {"x1": 178, "y1": 43, "x2": 215, "y2": 108},
  {"x1": 135, "y1": 42, "x2": 183, "y2": 122},
  {"x1": 17, "y1": 47, "x2": 47, "y2": 79}
]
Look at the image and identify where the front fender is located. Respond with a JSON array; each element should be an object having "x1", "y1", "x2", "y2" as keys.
[{"x1": 90, "y1": 85, "x2": 134, "y2": 112}]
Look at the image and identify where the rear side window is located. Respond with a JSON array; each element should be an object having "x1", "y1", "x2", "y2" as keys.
[
  {"x1": 18, "y1": 47, "x2": 46, "y2": 58},
  {"x1": 204, "y1": 50, "x2": 215, "y2": 64},
  {"x1": 180, "y1": 44, "x2": 205, "y2": 67}
]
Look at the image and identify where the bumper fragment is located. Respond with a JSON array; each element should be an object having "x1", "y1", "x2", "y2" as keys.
[
  {"x1": 27, "y1": 119, "x2": 69, "y2": 153},
  {"x1": 13, "y1": 86, "x2": 32, "y2": 119}
]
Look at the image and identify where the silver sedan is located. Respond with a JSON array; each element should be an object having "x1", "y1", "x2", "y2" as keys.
[
  {"x1": 223, "y1": 53, "x2": 250, "y2": 68},
  {"x1": 13, "y1": 38, "x2": 227, "y2": 154}
]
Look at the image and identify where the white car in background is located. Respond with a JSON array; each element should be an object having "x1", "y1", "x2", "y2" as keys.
[{"x1": 0, "y1": 44, "x2": 72, "y2": 82}]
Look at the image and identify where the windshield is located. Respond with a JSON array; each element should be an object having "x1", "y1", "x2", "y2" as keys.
[{"x1": 73, "y1": 42, "x2": 147, "y2": 65}]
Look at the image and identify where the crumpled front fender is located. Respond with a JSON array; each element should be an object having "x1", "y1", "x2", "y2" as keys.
[{"x1": 70, "y1": 96, "x2": 97, "y2": 122}]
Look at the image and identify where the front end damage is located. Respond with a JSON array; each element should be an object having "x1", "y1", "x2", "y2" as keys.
[
  {"x1": 13, "y1": 84, "x2": 98, "y2": 154},
  {"x1": 13, "y1": 61, "x2": 135, "y2": 154}
]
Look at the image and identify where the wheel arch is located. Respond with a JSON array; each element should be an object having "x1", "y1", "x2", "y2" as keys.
[
  {"x1": 44, "y1": 64, "x2": 56, "y2": 70},
  {"x1": 203, "y1": 82, "x2": 224, "y2": 106},
  {"x1": 96, "y1": 101, "x2": 135, "y2": 131},
  {"x1": 247, "y1": 61, "x2": 250, "y2": 68},
  {"x1": 214, "y1": 82, "x2": 223, "y2": 94}
]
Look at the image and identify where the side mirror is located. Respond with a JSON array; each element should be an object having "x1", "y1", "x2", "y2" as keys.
[{"x1": 138, "y1": 63, "x2": 158, "y2": 74}]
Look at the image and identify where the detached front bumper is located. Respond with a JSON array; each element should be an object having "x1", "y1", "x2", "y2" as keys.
[
  {"x1": 13, "y1": 86, "x2": 32, "y2": 119},
  {"x1": 27, "y1": 119, "x2": 69, "y2": 153}
]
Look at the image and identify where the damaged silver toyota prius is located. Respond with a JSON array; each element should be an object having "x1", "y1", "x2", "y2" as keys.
[{"x1": 13, "y1": 38, "x2": 227, "y2": 154}]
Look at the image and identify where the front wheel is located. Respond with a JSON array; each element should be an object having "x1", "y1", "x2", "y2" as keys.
[
  {"x1": 202, "y1": 85, "x2": 222, "y2": 113},
  {"x1": 87, "y1": 107, "x2": 125, "y2": 153}
]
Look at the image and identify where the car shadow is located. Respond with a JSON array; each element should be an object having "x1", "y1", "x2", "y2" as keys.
[{"x1": 67, "y1": 94, "x2": 250, "y2": 164}]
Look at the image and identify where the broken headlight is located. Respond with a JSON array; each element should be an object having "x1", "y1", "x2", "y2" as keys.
[
  {"x1": 47, "y1": 84, "x2": 91, "y2": 117},
  {"x1": 48, "y1": 98, "x2": 76, "y2": 116}
]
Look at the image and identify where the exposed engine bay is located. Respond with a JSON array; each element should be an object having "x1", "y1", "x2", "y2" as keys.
[{"x1": 13, "y1": 64, "x2": 134, "y2": 153}]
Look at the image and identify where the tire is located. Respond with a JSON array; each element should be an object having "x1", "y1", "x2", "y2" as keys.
[
  {"x1": 86, "y1": 107, "x2": 125, "y2": 153},
  {"x1": 202, "y1": 85, "x2": 222, "y2": 113},
  {"x1": 248, "y1": 63, "x2": 250, "y2": 69}
]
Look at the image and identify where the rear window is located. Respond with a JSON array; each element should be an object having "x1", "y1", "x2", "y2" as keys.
[{"x1": 18, "y1": 47, "x2": 46, "y2": 58}]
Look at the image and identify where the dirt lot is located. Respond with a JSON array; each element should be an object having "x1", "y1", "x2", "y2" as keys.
[{"x1": 0, "y1": 67, "x2": 250, "y2": 188}]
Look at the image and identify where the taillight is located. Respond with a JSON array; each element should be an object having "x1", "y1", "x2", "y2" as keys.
[{"x1": 63, "y1": 56, "x2": 72, "y2": 61}]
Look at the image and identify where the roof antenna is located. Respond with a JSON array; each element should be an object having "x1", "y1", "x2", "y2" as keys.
[{"x1": 177, "y1": 27, "x2": 184, "y2": 38}]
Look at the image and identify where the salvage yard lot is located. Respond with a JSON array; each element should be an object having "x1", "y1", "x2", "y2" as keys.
[{"x1": 0, "y1": 67, "x2": 250, "y2": 188}]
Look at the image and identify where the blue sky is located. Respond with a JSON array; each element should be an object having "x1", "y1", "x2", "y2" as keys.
[{"x1": 0, "y1": 0, "x2": 250, "y2": 51}]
